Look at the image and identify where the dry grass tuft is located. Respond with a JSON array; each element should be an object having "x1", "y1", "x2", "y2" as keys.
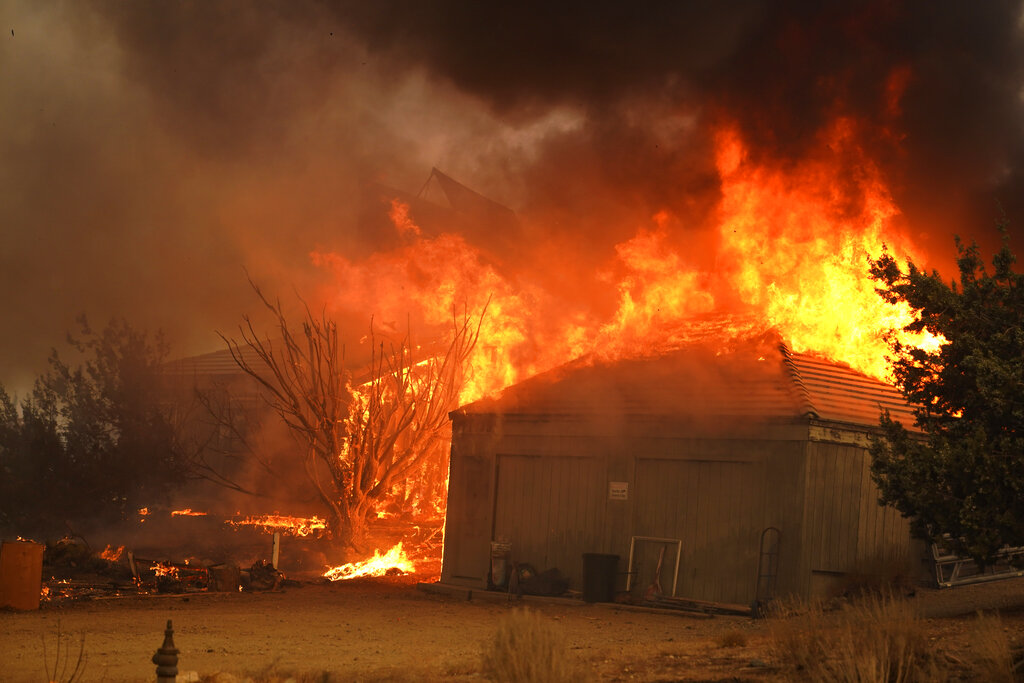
[
  {"x1": 769, "y1": 592, "x2": 939, "y2": 682},
  {"x1": 966, "y1": 611, "x2": 1016, "y2": 683},
  {"x1": 715, "y1": 629, "x2": 749, "y2": 648},
  {"x1": 480, "y1": 608, "x2": 584, "y2": 683}
]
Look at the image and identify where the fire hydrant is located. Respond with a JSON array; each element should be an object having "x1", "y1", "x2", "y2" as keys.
[{"x1": 152, "y1": 619, "x2": 179, "y2": 683}]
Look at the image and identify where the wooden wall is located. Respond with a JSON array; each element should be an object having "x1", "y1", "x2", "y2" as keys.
[
  {"x1": 492, "y1": 454, "x2": 606, "y2": 583},
  {"x1": 632, "y1": 458, "x2": 764, "y2": 604},
  {"x1": 440, "y1": 412, "x2": 919, "y2": 602},
  {"x1": 801, "y1": 441, "x2": 918, "y2": 596}
]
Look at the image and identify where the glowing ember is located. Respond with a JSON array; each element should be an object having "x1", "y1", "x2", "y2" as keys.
[
  {"x1": 100, "y1": 544, "x2": 124, "y2": 561},
  {"x1": 171, "y1": 508, "x2": 208, "y2": 517},
  {"x1": 323, "y1": 542, "x2": 415, "y2": 581},
  {"x1": 137, "y1": 507, "x2": 149, "y2": 523},
  {"x1": 225, "y1": 513, "x2": 328, "y2": 538}
]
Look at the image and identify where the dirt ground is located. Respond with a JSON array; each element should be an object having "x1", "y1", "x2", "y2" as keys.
[{"x1": 4, "y1": 575, "x2": 1024, "y2": 682}]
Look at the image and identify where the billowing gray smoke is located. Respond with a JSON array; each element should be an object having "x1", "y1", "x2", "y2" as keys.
[
  {"x1": 333, "y1": 1, "x2": 1024, "y2": 245},
  {"x1": 2, "y1": 0, "x2": 1023, "y2": 390}
]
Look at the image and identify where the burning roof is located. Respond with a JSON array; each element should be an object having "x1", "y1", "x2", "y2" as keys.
[{"x1": 454, "y1": 334, "x2": 916, "y2": 430}]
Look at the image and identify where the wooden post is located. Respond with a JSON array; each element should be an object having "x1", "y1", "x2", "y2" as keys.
[
  {"x1": 127, "y1": 551, "x2": 139, "y2": 581},
  {"x1": 272, "y1": 532, "x2": 280, "y2": 570}
]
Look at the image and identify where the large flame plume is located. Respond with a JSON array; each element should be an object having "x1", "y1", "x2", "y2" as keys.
[
  {"x1": 315, "y1": 120, "x2": 940, "y2": 401},
  {"x1": 303, "y1": 114, "x2": 948, "y2": 565}
]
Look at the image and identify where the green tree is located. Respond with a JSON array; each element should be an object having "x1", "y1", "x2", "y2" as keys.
[
  {"x1": 0, "y1": 318, "x2": 188, "y2": 536},
  {"x1": 869, "y1": 229, "x2": 1024, "y2": 563}
]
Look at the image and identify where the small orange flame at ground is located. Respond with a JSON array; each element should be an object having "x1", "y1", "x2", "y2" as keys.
[
  {"x1": 100, "y1": 544, "x2": 124, "y2": 561},
  {"x1": 151, "y1": 562, "x2": 179, "y2": 579},
  {"x1": 171, "y1": 508, "x2": 208, "y2": 517},
  {"x1": 322, "y1": 542, "x2": 415, "y2": 581},
  {"x1": 225, "y1": 514, "x2": 328, "y2": 538},
  {"x1": 137, "y1": 507, "x2": 149, "y2": 522}
]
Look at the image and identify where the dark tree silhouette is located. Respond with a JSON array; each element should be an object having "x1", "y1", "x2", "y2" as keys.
[
  {"x1": 869, "y1": 227, "x2": 1024, "y2": 563},
  {"x1": 0, "y1": 318, "x2": 188, "y2": 536}
]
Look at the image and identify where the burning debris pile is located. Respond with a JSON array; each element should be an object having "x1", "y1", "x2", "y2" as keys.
[{"x1": 32, "y1": 507, "x2": 427, "y2": 605}]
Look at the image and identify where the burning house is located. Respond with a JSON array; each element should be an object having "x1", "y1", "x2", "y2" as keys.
[{"x1": 440, "y1": 335, "x2": 925, "y2": 606}]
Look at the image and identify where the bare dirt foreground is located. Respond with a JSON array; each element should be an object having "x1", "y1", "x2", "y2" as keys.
[{"x1": 4, "y1": 575, "x2": 1024, "y2": 682}]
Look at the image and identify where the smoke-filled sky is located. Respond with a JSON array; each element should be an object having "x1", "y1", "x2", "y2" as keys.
[{"x1": 3, "y1": 1, "x2": 1023, "y2": 394}]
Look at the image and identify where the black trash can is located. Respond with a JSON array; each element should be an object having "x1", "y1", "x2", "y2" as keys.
[{"x1": 582, "y1": 553, "x2": 619, "y2": 603}]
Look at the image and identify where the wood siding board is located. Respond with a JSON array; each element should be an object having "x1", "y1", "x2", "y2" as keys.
[
  {"x1": 532, "y1": 457, "x2": 547, "y2": 566},
  {"x1": 632, "y1": 454, "x2": 764, "y2": 605},
  {"x1": 493, "y1": 454, "x2": 605, "y2": 588},
  {"x1": 444, "y1": 451, "x2": 494, "y2": 584},
  {"x1": 828, "y1": 445, "x2": 847, "y2": 571},
  {"x1": 543, "y1": 458, "x2": 557, "y2": 569},
  {"x1": 719, "y1": 463, "x2": 734, "y2": 602},
  {"x1": 845, "y1": 448, "x2": 863, "y2": 570},
  {"x1": 826, "y1": 445, "x2": 840, "y2": 570},
  {"x1": 808, "y1": 449, "x2": 825, "y2": 569},
  {"x1": 710, "y1": 462, "x2": 727, "y2": 602},
  {"x1": 719, "y1": 463, "x2": 735, "y2": 602},
  {"x1": 684, "y1": 462, "x2": 703, "y2": 598},
  {"x1": 836, "y1": 447, "x2": 851, "y2": 569},
  {"x1": 700, "y1": 463, "x2": 717, "y2": 602},
  {"x1": 736, "y1": 464, "x2": 758, "y2": 602},
  {"x1": 685, "y1": 462, "x2": 702, "y2": 598},
  {"x1": 856, "y1": 453, "x2": 873, "y2": 564}
]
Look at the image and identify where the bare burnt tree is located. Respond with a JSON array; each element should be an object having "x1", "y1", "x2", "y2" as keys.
[{"x1": 221, "y1": 282, "x2": 482, "y2": 548}]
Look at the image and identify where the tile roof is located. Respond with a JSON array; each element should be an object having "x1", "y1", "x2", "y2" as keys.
[
  {"x1": 162, "y1": 345, "x2": 257, "y2": 377},
  {"x1": 456, "y1": 338, "x2": 919, "y2": 431},
  {"x1": 782, "y1": 347, "x2": 917, "y2": 428}
]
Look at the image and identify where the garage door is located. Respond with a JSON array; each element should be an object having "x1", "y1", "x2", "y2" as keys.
[
  {"x1": 492, "y1": 454, "x2": 606, "y2": 585},
  {"x1": 633, "y1": 458, "x2": 764, "y2": 605}
]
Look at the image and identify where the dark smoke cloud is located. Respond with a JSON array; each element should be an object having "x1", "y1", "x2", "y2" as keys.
[
  {"x1": 334, "y1": 1, "x2": 1024, "y2": 250},
  {"x1": 335, "y1": 1, "x2": 764, "y2": 112},
  {"x1": 2, "y1": 0, "x2": 1023, "y2": 391}
]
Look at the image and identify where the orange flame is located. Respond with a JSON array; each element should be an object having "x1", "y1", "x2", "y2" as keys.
[
  {"x1": 710, "y1": 121, "x2": 942, "y2": 378},
  {"x1": 317, "y1": 127, "x2": 939, "y2": 397},
  {"x1": 100, "y1": 544, "x2": 125, "y2": 561},
  {"x1": 171, "y1": 508, "x2": 208, "y2": 517},
  {"x1": 322, "y1": 542, "x2": 415, "y2": 581},
  {"x1": 225, "y1": 513, "x2": 328, "y2": 538},
  {"x1": 151, "y1": 562, "x2": 179, "y2": 579}
]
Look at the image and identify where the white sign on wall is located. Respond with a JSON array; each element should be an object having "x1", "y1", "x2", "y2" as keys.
[{"x1": 609, "y1": 481, "x2": 629, "y2": 500}]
